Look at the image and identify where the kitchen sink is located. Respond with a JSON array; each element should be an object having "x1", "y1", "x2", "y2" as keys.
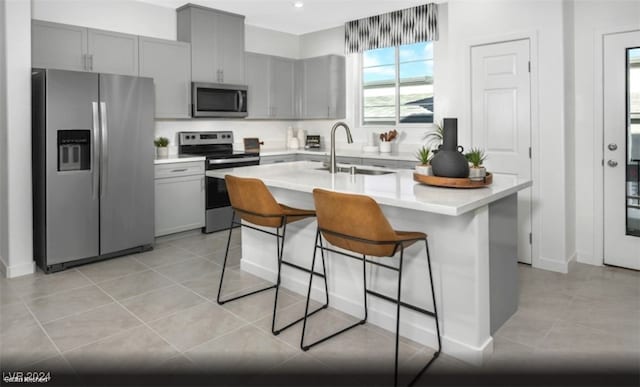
[{"x1": 315, "y1": 167, "x2": 395, "y2": 175}]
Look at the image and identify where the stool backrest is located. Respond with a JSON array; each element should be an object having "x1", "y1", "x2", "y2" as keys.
[
  {"x1": 312, "y1": 188, "x2": 398, "y2": 257},
  {"x1": 225, "y1": 175, "x2": 283, "y2": 228}
]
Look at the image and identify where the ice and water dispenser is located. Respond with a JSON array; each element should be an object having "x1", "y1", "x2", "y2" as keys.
[{"x1": 57, "y1": 130, "x2": 90, "y2": 171}]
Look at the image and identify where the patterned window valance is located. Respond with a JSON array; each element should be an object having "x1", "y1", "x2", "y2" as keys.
[{"x1": 345, "y1": 3, "x2": 438, "y2": 53}]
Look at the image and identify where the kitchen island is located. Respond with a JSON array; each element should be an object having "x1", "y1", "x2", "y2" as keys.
[{"x1": 207, "y1": 161, "x2": 532, "y2": 365}]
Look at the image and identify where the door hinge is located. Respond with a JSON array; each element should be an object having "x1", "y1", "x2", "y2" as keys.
[
  {"x1": 529, "y1": 233, "x2": 532, "y2": 244},
  {"x1": 529, "y1": 147, "x2": 532, "y2": 159},
  {"x1": 528, "y1": 61, "x2": 531, "y2": 73}
]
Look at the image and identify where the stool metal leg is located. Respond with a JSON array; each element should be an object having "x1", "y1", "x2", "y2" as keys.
[
  {"x1": 217, "y1": 211, "x2": 276, "y2": 305},
  {"x1": 407, "y1": 239, "x2": 441, "y2": 387},
  {"x1": 394, "y1": 247, "x2": 404, "y2": 387},
  {"x1": 301, "y1": 230, "x2": 368, "y2": 351},
  {"x1": 271, "y1": 221, "x2": 287, "y2": 334}
]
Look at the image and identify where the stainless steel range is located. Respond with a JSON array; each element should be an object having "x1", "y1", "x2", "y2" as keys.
[{"x1": 178, "y1": 131, "x2": 260, "y2": 233}]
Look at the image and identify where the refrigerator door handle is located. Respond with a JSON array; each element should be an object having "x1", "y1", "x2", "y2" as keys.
[
  {"x1": 100, "y1": 102, "x2": 108, "y2": 198},
  {"x1": 91, "y1": 102, "x2": 100, "y2": 199}
]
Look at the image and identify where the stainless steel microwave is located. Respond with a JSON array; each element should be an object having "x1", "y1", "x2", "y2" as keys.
[{"x1": 192, "y1": 82, "x2": 248, "y2": 118}]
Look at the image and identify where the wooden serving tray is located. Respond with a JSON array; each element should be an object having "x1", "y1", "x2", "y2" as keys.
[{"x1": 413, "y1": 172, "x2": 493, "y2": 189}]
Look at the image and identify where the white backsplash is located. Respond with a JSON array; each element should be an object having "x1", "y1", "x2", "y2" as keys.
[{"x1": 154, "y1": 119, "x2": 427, "y2": 155}]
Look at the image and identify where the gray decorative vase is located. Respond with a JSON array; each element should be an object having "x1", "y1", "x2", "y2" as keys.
[{"x1": 430, "y1": 118, "x2": 469, "y2": 178}]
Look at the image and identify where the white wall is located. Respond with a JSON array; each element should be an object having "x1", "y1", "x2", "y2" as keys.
[
  {"x1": 0, "y1": 0, "x2": 8, "y2": 275},
  {"x1": 246, "y1": 25, "x2": 300, "y2": 59},
  {"x1": 573, "y1": 0, "x2": 640, "y2": 265},
  {"x1": 563, "y1": 0, "x2": 576, "y2": 263},
  {"x1": 1, "y1": 0, "x2": 34, "y2": 277},
  {"x1": 32, "y1": 0, "x2": 176, "y2": 40}
]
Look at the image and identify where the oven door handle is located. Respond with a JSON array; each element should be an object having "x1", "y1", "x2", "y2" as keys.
[{"x1": 208, "y1": 156, "x2": 260, "y2": 165}]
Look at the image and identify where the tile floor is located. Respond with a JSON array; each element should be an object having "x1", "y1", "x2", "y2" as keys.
[{"x1": 0, "y1": 230, "x2": 638, "y2": 385}]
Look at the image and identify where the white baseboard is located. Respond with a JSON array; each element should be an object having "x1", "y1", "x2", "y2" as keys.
[
  {"x1": 2, "y1": 259, "x2": 35, "y2": 278},
  {"x1": 576, "y1": 250, "x2": 603, "y2": 267},
  {"x1": 241, "y1": 259, "x2": 492, "y2": 366},
  {"x1": 535, "y1": 255, "x2": 569, "y2": 273}
]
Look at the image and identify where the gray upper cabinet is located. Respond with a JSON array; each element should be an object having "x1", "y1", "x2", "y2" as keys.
[
  {"x1": 88, "y1": 29, "x2": 138, "y2": 76},
  {"x1": 32, "y1": 20, "x2": 138, "y2": 75},
  {"x1": 245, "y1": 53, "x2": 270, "y2": 118},
  {"x1": 139, "y1": 37, "x2": 191, "y2": 119},
  {"x1": 32, "y1": 20, "x2": 87, "y2": 71},
  {"x1": 270, "y1": 56, "x2": 295, "y2": 119},
  {"x1": 245, "y1": 52, "x2": 295, "y2": 119},
  {"x1": 177, "y1": 4, "x2": 245, "y2": 85},
  {"x1": 300, "y1": 55, "x2": 346, "y2": 119}
]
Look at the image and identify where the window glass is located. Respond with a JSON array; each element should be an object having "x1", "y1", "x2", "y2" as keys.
[{"x1": 362, "y1": 42, "x2": 434, "y2": 125}]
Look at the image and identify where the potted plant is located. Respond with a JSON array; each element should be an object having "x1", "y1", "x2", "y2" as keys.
[
  {"x1": 465, "y1": 148, "x2": 487, "y2": 181},
  {"x1": 415, "y1": 146, "x2": 433, "y2": 175},
  {"x1": 154, "y1": 136, "x2": 169, "y2": 157},
  {"x1": 423, "y1": 121, "x2": 444, "y2": 150},
  {"x1": 379, "y1": 129, "x2": 398, "y2": 153}
]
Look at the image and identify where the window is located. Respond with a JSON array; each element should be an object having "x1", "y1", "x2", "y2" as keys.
[{"x1": 362, "y1": 42, "x2": 434, "y2": 126}]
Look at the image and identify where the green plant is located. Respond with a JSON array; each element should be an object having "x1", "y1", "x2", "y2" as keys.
[
  {"x1": 415, "y1": 146, "x2": 432, "y2": 165},
  {"x1": 154, "y1": 137, "x2": 169, "y2": 147},
  {"x1": 423, "y1": 121, "x2": 444, "y2": 148},
  {"x1": 465, "y1": 148, "x2": 487, "y2": 167}
]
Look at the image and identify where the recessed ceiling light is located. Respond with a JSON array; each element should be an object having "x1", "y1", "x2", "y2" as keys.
[{"x1": 293, "y1": 1, "x2": 304, "y2": 8}]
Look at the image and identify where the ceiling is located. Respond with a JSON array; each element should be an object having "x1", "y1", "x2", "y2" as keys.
[{"x1": 136, "y1": 0, "x2": 435, "y2": 35}]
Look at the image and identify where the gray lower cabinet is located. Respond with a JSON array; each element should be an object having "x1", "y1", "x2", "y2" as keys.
[
  {"x1": 360, "y1": 158, "x2": 398, "y2": 169},
  {"x1": 245, "y1": 52, "x2": 295, "y2": 119},
  {"x1": 177, "y1": 4, "x2": 245, "y2": 84},
  {"x1": 299, "y1": 55, "x2": 346, "y2": 119},
  {"x1": 139, "y1": 37, "x2": 191, "y2": 119},
  {"x1": 154, "y1": 162, "x2": 205, "y2": 237},
  {"x1": 296, "y1": 153, "x2": 327, "y2": 163},
  {"x1": 32, "y1": 20, "x2": 138, "y2": 75},
  {"x1": 260, "y1": 154, "x2": 297, "y2": 164},
  {"x1": 336, "y1": 156, "x2": 362, "y2": 165}
]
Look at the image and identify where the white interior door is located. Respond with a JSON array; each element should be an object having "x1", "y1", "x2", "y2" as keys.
[
  {"x1": 604, "y1": 30, "x2": 640, "y2": 270},
  {"x1": 471, "y1": 39, "x2": 532, "y2": 264}
]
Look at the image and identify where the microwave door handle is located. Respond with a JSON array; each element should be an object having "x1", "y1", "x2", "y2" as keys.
[{"x1": 237, "y1": 90, "x2": 244, "y2": 112}]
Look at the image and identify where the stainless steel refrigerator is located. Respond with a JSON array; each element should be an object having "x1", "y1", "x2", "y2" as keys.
[{"x1": 32, "y1": 69, "x2": 155, "y2": 273}]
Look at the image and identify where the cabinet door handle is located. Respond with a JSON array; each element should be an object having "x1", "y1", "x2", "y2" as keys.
[
  {"x1": 89, "y1": 54, "x2": 93, "y2": 71},
  {"x1": 83, "y1": 54, "x2": 87, "y2": 70},
  {"x1": 171, "y1": 168, "x2": 188, "y2": 173},
  {"x1": 220, "y1": 69, "x2": 224, "y2": 82}
]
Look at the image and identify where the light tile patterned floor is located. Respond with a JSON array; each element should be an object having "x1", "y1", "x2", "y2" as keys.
[{"x1": 0, "y1": 229, "x2": 638, "y2": 385}]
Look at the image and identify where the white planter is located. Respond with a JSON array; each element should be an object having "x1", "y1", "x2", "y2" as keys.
[
  {"x1": 156, "y1": 147, "x2": 169, "y2": 157},
  {"x1": 469, "y1": 166, "x2": 486, "y2": 181},
  {"x1": 379, "y1": 141, "x2": 392, "y2": 153},
  {"x1": 415, "y1": 164, "x2": 432, "y2": 176}
]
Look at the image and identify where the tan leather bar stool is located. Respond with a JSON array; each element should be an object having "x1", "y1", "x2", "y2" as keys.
[
  {"x1": 300, "y1": 188, "x2": 441, "y2": 386},
  {"x1": 217, "y1": 175, "x2": 329, "y2": 335}
]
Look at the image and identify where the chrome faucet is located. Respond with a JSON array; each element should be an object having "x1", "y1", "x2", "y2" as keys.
[{"x1": 329, "y1": 121, "x2": 353, "y2": 174}]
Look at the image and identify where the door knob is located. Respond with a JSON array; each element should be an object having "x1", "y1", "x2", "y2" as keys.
[
  {"x1": 607, "y1": 160, "x2": 618, "y2": 167},
  {"x1": 608, "y1": 143, "x2": 618, "y2": 151}
]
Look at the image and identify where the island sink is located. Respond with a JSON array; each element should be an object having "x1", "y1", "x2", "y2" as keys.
[{"x1": 315, "y1": 166, "x2": 395, "y2": 175}]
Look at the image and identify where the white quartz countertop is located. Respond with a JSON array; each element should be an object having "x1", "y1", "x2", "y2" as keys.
[
  {"x1": 260, "y1": 148, "x2": 417, "y2": 161},
  {"x1": 154, "y1": 155, "x2": 206, "y2": 164},
  {"x1": 206, "y1": 161, "x2": 532, "y2": 216}
]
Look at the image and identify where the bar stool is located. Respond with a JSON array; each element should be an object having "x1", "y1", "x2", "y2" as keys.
[
  {"x1": 217, "y1": 175, "x2": 329, "y2": 335},
  {"x1": 300, "y1": 188, "x2": 441, "y2": 386}
]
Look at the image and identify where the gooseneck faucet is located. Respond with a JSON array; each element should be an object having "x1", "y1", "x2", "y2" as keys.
[{"x1": 329, "y1": 121, "x2": 353, "y2": 174}]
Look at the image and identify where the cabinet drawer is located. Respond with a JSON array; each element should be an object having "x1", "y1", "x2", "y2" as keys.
[
  {"x1": 260, "y1": 155, "x2": 297, "y2": 164},
  {"x1": 395, "y1": 160, "x2": 418, "y2": 170},
  {"x1": 154, "y1": 161, "x2": 204, "y2": 179},
  {"x1": 336, "y1": 156, "x2": 362, "y2": 165},
  {"x1": 296, "y1": 153, "x2": 327, "y2": 162},
  {"x1": 361, "y1": 158, "x2": 397, "y2": 169}
]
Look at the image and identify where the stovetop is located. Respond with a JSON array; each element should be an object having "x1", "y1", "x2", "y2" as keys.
[{"x1": 181, "y1": 151, "x2": 260, "y2": 160}]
